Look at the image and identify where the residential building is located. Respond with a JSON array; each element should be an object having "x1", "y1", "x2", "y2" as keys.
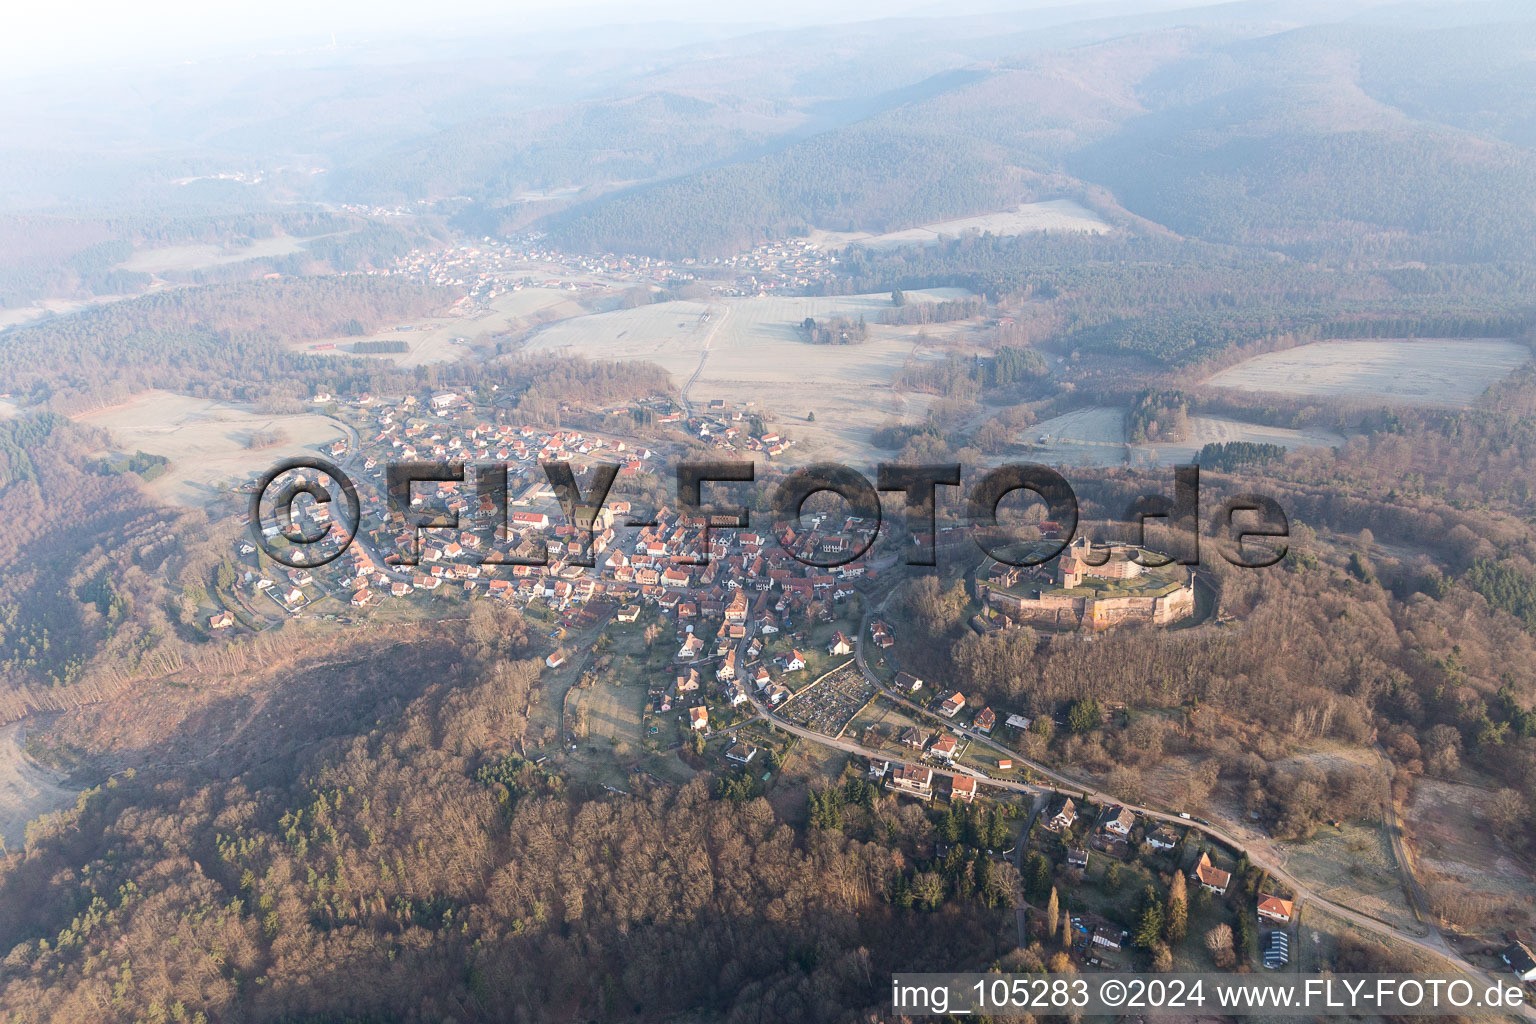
[
  {"x1": 1048, "y1": 798, "x2": 1077, "y2": 832},
  {"x1": 1257, "y1": 896, "x2": 1294, "y2": 925},
  {"x1": 888, "y1": 764, "x2": 934, "y2": 799},
  {"x1": 1193, "y1": 851, "x2": 1231, "y2": 895}
]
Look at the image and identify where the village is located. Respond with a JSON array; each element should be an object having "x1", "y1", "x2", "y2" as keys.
[
  {"x1": 376, "y1": 234, "x2": 843, "y2": 308},
  {"x1": 209, "y1": 382, "x2": 1535, "y2": 988}
]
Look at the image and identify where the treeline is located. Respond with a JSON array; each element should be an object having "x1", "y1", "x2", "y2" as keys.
[
  {"x1": 352, "y1": 339, "x2": 410, "y2": 354},
  {"x1": 1197, "y1": 441, "x2": 1287, "y2": 471},
  {"x1": 895, "y1": 345, "x2": 1048, "y2": 398},
  {"x1": 88, "y1": 450, "x2": 169, "y2": 481},
  {"x1": 500, "y1": 354, "x2": 673, "y2": 424},
  {"x1": 1125, "y1": 389, "x2": 1189, "y2": 444},
  {"x1": 880, "y1": 293, "x2": 984, "y2": 325},
  {"x1": 801, "y1": 314, "x2": 868, "y2": 345},
  {"x1": 1064, "y1": 310, "x2": 1532, "y2": 366}
]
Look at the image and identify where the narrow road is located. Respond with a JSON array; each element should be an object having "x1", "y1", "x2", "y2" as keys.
[
  {"x1": 758, "y1": 610, "x2": 1534, "y2": 1014},
  {"x1": 678, "y1": 303, "x2": 728, "y2": 419}
]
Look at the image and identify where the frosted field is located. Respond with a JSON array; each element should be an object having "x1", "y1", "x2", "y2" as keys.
[
  {"x1": 1137, "y1": 416, "x2": 1344, "y2": 465},
  {"x1": 524, "y1": 289, "x2": 974, "y2": 462},
  {"x1": 310, "y1": 287, "x2": 585, "y2": 367},
  {"x1": 1023, "y1": 407, "x2": 1342, "y2": 467},
  {"x1": 1203, "y1": 338, "x2": 1530, "y2": 407},
  {"x1": 523, "y1": 299, "x2": 717, "y2": 377},
  {"x1": 117, "y1": 234, "x2": 317, "y2": 274},
  {"x1": 75, "y1": 391, "x2": 349, "y2": 506},
  {"x1": 1023, "y1": 407, "x2": 1127, "y2": 466},
  {"x1": 524, "y1": 288, "x2": 972, "y2": 384},
  {"x1": 811, "y1": 200, "x2": 1111, "y2": 249}
]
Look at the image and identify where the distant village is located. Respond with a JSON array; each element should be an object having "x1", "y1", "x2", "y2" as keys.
[{"x1": 375, "y1": 235, "x2": 842, "y2": 305}]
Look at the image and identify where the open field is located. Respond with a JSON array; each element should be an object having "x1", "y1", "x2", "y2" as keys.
[
  {"x1": 74, "y1": 390, "x2": 349, "y2": 506},
  {"x1": 1203, "y1": 338, "x2": 1530, "y2": 407},
  {"x1": 0, "y1": 722, "x2": 78, "y2": 852},
  {"x1": 1279, "y1": 821, "x2": 1419, "y2": 935},
  {"x1": 307, "y1": 286, "x2": 587, "y2": 367},
  {"x1": 526, "y1": 288, "x2": 973, "y2": 464},
  {"x1": 117, "y1": 233, "x2": 325, "y2": 275},
  {"x1": 569, "y1": 645, "x2": 649, "y2": 761},
  {"x1": 1023, "y1": 407, "x2": 1343, "y2": 468},
  {"x1": 1401, "y1": 776, "x2": 1536, "y2": 936},
  {"x1": 810, "y1": 200, "x2": 1112, "y2": 249},
  {"x1": 1137, "y1": 416, "x2": 1345, "y2": 465}
]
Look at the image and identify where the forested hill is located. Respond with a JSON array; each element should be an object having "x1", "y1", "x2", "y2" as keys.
[
  {"x1": 0, "y1": 276, "x2": 451, "y2": 404},
  {"x1": 539, "y1": 124, "x2": 1033, "y2": 258},
  {"x1": 527, "y1": 19, "x2": 1536, "y2": 261}
]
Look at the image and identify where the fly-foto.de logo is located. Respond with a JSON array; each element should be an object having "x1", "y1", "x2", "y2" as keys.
[{"x1": 249, "y1": 458, "x2": 1288, "y2": 572}]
